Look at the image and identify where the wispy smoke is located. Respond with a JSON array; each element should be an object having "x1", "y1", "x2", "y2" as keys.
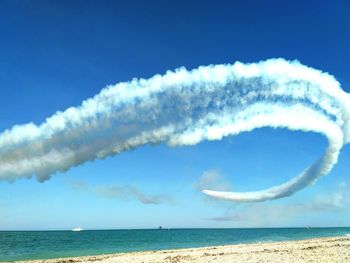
[
  {"x1": 95, "y1": 185, "x2": 173, "y2": 205},
  {"x1": 70, "y1": 181, "x2": 173, "y2": 205},
  {"x1": 127, "y1": 186, "x2": 174, "y2": 205},
  {"x1": 1, "y1": 58, "x2": 349, "y2": 202}
]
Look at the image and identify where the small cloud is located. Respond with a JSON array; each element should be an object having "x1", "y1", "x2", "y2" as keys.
[
  {"x1": 194, "y1": 169, "x2": 231, "y2": 192},
  {"x1": 208, "y1": 213, "x2": 244, "y2": 222},
  {"x1": 68, "y1": 180, "x2": 87, "y2": 190}
]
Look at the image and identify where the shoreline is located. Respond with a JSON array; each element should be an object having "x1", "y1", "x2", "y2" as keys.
[{"x1": 8, "y1": 235, "x2": 350, "y2": 263}]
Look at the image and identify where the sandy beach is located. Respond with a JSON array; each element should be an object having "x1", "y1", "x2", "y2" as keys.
[{"x1": 11, "y1": 236, "x2": 350, "y2": 263}]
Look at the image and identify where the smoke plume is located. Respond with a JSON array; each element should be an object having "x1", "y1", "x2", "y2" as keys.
[{"x1": 1, "y1": 58, "x2": 349, "y2": 202}]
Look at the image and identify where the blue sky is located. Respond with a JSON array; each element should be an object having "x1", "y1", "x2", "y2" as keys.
[{"x1": 0, "y1": 0, "x2": 349, "y2": 230}]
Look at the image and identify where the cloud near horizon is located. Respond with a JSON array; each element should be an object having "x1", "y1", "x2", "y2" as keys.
[
  {"x1": 1, "y1": 58, "x2": 349, "y2": 202},
  {"x1": 207, "y1": 182, "x2": 350, "y2": 226}
]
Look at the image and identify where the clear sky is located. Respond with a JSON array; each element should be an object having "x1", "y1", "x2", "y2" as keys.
[{"x1": 0, "y1": 0, "x2": 349, "y2": 230}]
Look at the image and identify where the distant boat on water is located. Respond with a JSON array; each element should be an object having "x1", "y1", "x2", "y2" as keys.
[{"x1": 72, "y1": 227, "x2": 83, "y2": 232}]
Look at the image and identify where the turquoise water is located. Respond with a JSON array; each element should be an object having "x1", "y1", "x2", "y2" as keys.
[{"x1": 1, "y1": 228, "x2": 349, "y2": 261}]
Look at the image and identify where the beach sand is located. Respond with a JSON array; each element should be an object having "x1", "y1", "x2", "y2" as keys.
[{"x1": 13, "y1": 236, "x2": 350, "y2": 263}]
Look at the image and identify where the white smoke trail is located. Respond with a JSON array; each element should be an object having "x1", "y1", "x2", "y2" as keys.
[{"x1": 0, "y1": 58, "x2": 349, "y2": 202}]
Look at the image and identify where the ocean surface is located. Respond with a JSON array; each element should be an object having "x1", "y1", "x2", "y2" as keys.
[{"x1": 1, "y1": 227, "x2": 349, "y2": 261}]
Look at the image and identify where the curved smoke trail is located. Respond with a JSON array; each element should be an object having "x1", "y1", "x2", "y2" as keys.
[{"x1": 0, "y1": 58, "x2": 349, "y2": 202}]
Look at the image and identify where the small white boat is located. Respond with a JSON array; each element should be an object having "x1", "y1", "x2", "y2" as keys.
[{"x1": 72, "y1": 227, "x2": 83, "y2": 232}]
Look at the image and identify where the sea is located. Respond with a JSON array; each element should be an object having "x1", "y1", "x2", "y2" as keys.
[{"x1": 1, "y1": 227, "x2": 349, "y2": 261}]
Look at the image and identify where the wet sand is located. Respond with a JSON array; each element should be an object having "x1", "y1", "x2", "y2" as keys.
[{"x1": 12, "y1": 236, "x2": 350, "y2": 263}]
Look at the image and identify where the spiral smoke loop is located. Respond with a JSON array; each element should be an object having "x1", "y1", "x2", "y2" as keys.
[{"x1": 1, "y1": 58, "x2": 349, "y2": 202}]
